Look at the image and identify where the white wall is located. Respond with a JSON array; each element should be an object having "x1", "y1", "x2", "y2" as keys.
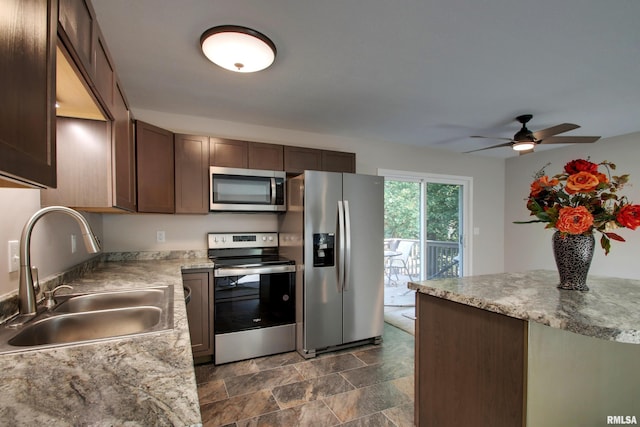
[
  {"x1": 505, "y1": 131, "x2": 640, "y2": 279},
  {"x1": 0, "y1": 189, "x2": 103, "y2": 297}
]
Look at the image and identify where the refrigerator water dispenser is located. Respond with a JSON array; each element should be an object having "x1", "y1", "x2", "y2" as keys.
[{"x1": 313, "y1": 233, "x2": 335, "y2": 267}]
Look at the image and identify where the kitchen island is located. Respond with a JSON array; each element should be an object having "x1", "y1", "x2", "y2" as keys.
[
  {"x1": 0, "y1": 254, "x2": 212, "y2": 426},
  {"x1": 409, "y1": 270, "x2": 640, "y2": 427}
]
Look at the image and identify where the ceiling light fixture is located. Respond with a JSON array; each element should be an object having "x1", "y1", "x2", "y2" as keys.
[
  {"x1": 512, "y1": 141, "x2": 536, "y2": 151},
  {"x1": 200, "y1": 25, "x2": 276, "y2": 73}
]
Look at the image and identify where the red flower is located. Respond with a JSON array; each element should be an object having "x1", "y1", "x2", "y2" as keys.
[
  {"x1": 556, "y1": 206, "x2": 594, "y2": 234},
  {"x1": 617, "y1": 204, "x2": 640, "y2": 230},
  {"x1": 564, "y1": 159, "x2": 598, "y2": 175}
]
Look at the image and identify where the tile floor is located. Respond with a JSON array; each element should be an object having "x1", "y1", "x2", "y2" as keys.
[{"x1": 195, "y1": 323, "x2": 415, "y2": 426}]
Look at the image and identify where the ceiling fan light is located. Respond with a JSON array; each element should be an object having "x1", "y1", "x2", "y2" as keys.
[
  {"x1": 200, "y1": 25, "x2": 276, "y2": 73},
  {"x1": 512, "y1": 141, "x2": 535, "y2": 151}
]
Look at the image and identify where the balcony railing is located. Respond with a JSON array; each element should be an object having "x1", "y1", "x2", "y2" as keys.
[{"x1": 385, "y1": 238, "x2": 460, "y2": 282}]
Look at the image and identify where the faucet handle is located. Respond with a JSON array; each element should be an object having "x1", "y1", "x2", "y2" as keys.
[
  {"x1": 44, "y1": 285, "x2": 73, "y2": 309},
  {"x1": 31, "y1": 266, "x2": 40, "y2": 296}
]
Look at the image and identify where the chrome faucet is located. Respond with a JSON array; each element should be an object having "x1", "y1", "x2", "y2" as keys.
[{"x1": 18, "y1": 206, "x2": 101, "y2": 317}]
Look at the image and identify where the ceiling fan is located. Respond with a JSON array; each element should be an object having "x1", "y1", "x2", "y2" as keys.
[{"x1": 466, "y1": 114, "x2": 601, "y2": 154}]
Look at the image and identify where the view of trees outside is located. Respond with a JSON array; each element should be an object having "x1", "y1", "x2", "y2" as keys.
[
  {"x1": 384, "y1": 181, "x2": 420, "y2": 240},
  {"x1": 384, "y1": 180, "x2": 460, "y2": 242},
  {"x1": 426, "y1": 182, "x2": 460, "y2": 242}
]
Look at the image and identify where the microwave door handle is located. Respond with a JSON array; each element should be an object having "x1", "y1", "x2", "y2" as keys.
[{"x1": 270, "y1": 177, "x2": 277, "y2": 205}]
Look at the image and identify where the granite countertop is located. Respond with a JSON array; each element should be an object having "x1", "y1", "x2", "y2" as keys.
[
  {"x1": 408, "y1": 270, "x2": 640, "y2": 344},
  {"x1": 0, "y1": 254, "x2": 214, "y2": 426}
]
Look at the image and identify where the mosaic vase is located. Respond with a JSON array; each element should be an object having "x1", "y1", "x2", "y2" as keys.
[{"x1": 552, "y1": 231, "x2": 595, "y2": 291}]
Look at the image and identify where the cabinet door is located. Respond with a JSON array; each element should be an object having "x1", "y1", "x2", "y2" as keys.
[
  {"x1": 210, "y1": 138, "x2": 248, "y2": 168},
  {"x1": 322, "y1": 150, "x2": 356, "y2": 173},
  {"x1": 92, "y1": 30, "x2": 115, "y2": 113},
  {"x1": 136, "y1": 121, "x2": 175, "y2": 213},
  {"x1": 0, "y1": 0, "x2": 57, "y2": 188},
  {"x1": 416, "y1": 294, "x2": 526, "y2": 427},
  {"x1": 112, "y1": 83, "x2": 136, "y2": 211},
  {"x1": 248, "y1": 142, "x2": 284, "y2": 171},
  {"x1": 58, "y1": 0, "x2": 95, "y2": 79},
  {"x1": 283, "y1": 146, "x2": 322, "y2": 175},
  {"x1": 183, "y1": 271, "x2": 214, "y2": 358},
  {"x1": 175, "y1": 134, "x2": 210, "y2": 214}
]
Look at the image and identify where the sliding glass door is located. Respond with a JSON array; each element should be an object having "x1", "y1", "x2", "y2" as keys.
[{"x1": 382, "y1": 170, "x2": 471, "y2": 287}]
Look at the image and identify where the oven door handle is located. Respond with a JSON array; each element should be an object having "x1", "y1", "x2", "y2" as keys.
[{"x1": 214, "y1": 264, "x2": 296, "y2": 277}]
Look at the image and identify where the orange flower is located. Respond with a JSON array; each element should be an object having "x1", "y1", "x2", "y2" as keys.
[
  {"x1": 530, "y1": 175, "x2": 559, "y2": 196},
  {"x1": 556, "y1": 206, "x2": 594, "y2": 234},
  {"x1": 617, "y1": 204, "x2": 640, "y2": 230},
  {"x1": 595, "y1": 172, "x2": 609, "y2": 184},
  {"x1": 565, "y1": 172, "x2": 600, "y2": 194}
]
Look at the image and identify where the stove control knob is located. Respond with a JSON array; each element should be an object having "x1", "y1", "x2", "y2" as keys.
[
  {"x1": 262, "y1": 236, "x2": 267, "y2": 241},
  {"x1": 222, "y1": 237, "x2": 226, "y2": 243},
  {"x1": 268, "y1": 236, "x2": 274, "y2": 241}
]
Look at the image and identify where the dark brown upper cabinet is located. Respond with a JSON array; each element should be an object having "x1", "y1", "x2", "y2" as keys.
[
  {"x1": 210, "y1": 138, "x2": 248, "y2": 168},
  {"x1": 322, "y1": 150, "x2": 356, "y2": 173},
  {"x1": 58, "y1": 0, "x2": 94, "y2": 78},
  {"x1": 283, "y1": 146, "x2": 323, "y2": 175},
  {"x1": 136, "y1": 121, "x2": 175, "y2": 213},
  {"x1": 0, "y1": 0, "x2": 57, "y2": 188},
  {"x1": 248, "y1": 142, "x2": 284, "y2": 171},
  {"x1": 112, "y1": 81, "x2": 136, "y2": 211},
  {"x1": 175, "y1": 134, "x2": 210, "y2": 214}
]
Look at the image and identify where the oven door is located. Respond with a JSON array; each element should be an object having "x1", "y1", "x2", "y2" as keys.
[
  {"x1": 210, "y1": 166, "x2": 286, "y2": 212},
  {"x1": 214, "y1": 264, "x2": 295, "y2": 334}
]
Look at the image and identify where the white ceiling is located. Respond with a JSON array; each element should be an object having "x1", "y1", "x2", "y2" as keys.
[{"x1": 91, "y1": 0, "x2": 640, "y2": 158}]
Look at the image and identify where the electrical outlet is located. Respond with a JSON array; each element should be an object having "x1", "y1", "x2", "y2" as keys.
[
  {"x1": 8, "y1": 240, "x2": 19, "y2": 273},
  {"x1": 71, "y1": 234, "x2": 77, "y2": 254},
  {"x1": 157, "y1": 231, "x2": 166, "y2": 243}
]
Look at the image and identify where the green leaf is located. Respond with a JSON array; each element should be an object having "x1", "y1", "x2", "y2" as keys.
[{"x1": 600, "y1": 234, "x2": 611, "y2": 256}]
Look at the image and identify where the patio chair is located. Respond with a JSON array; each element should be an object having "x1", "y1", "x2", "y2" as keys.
[{"x1": 387, "y1": 240, "x2": 417, "y2": 282}]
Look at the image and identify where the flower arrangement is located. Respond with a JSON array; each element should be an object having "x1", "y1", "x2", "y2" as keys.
[{"x1": 518, "y1": 158, "x2": 640, "y2": 254}]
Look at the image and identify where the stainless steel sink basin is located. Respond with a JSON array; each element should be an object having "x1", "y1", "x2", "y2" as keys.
[
  {"x1": 9, "y1": 307, "x2": 163, "y2": 346},
  {"x1": 54, "y1": 287, "x2": 168, "y2": 313},
  {"x1": 0, "y1": 285, "x2": 174, "y2": 354}
]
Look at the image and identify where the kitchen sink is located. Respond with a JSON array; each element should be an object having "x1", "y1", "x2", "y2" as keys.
[
  {"x1": 0, "y1": 285, "x2": 174, "y2": 354},
  {"x1": 54, "y1": 287, "x2": 168, "y2": 313},
  {"x1": 9, "y1": 307, "x2": 163, "y2": 346}
]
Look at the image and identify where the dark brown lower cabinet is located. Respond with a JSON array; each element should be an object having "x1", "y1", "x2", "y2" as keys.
[
  {"x1": 415, "y1": 293, "x2": 526, "y2": 427},
  {"x1": 182, "y1": 270, "x2": 213, "y2": 360}
]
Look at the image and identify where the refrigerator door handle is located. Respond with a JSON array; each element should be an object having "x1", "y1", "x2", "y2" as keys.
[
  {"x1": 337, "y1": 200, "x2": 345, "y2": 293},
  {"x1": 343, "y1": 200, "x2": 351, "y2": 291}
]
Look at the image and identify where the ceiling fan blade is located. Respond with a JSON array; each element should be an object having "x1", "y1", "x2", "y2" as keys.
[
  {"x1": 533, "y1": 123, "x2": 580, "y2": 140},
  {"x1": 470, "y1": 135, "x2": 512, "y2": 141},
  {"x1": 464, "y1": 142, "x2": 513, "y2": 153},
  {"x1": 540, "y1": 136, "x2": 601, "y2": 144}
]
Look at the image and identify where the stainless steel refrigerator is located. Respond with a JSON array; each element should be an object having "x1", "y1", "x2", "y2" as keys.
[{"x1": 279, "y1": 171, "x2": 384, "y2": 358}]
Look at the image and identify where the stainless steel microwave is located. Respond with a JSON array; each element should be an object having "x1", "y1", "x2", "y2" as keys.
[{"x1": 209, "y1": 166, "x2": 286, "y2": 212}]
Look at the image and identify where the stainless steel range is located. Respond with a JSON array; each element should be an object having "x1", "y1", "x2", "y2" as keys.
[{"x1": 208, "y1": 232, "x2": 296, "y2": 364}]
